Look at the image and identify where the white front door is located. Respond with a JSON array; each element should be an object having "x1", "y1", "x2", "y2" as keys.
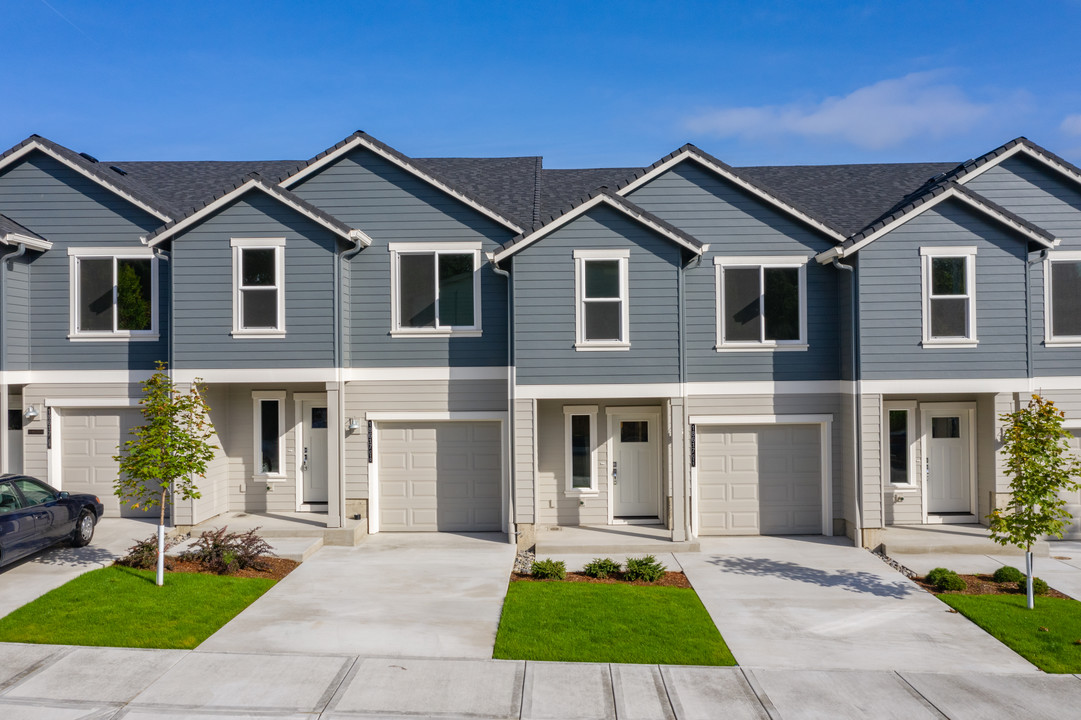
[
  {"x1": 610, "y1": 411, "x2": 660, "y2": 518},
  {"x1": 300, "y1": 400, "x2": 329, "y2": 504},
  {"x1": 922, "y1": 405, "x2": 974, "y2": 514}
]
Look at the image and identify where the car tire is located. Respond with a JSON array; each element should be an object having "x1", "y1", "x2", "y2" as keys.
[{"x1": 71, "y1": 510, "x2": 95, "y2": 547}]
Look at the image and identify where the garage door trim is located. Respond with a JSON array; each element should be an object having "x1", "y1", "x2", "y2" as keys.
[
  {"x1": 366, "y1": 411, "x2": 508, "y2": 534},
  {"x1": 45, "y1": 399, "x2": 142, "y2": 492},
  {"x1": 689, "y1": 413, "x2": 832, "y2": 537}
]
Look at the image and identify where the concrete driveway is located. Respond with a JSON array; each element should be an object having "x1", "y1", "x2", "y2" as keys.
[
  {"x1": 197, "y1": 532, "x2": 516, "y2": 658},
  {"x1": 0, "y1": 516, "x2": 157, "y2": 618},
  {"x1": 679, "y1": 536, "x2": 1038, "y2": 673}
]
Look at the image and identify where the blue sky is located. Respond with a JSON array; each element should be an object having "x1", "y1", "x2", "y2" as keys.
[{"x1": 5, "y1": 1, "x2": 1081, "y2": 168}]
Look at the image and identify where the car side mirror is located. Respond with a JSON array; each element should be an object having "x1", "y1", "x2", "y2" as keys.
[{"x1": 57, "y1": 491, "x2": 70, "y2": 499}]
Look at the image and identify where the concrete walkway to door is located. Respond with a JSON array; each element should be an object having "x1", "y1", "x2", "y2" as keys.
[{"x1": 196, "y1": 532, "x2": 516, "y2": 658}]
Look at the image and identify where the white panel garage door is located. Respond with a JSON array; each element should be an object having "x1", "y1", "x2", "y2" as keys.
[
  {"x1": 698, "y1": 424, "x2": 822, "y2": 535},
  {"x1": 1060, "y1": 431, "x2": 1081, "y2": 539},
  {"x1": 378, "y1": 421, "x2": 501, "y2": 532},
  {"x1": 62, "y1": 409, "x2": 156, "y2": 518}
]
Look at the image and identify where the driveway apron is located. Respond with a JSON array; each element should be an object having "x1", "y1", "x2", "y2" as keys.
[
  {"x1": 195, "y1": 532, "x2": 516, "y2": 658},
  {"x1": 679, "y1": 536, "x2": 1038, "y2": 673}
]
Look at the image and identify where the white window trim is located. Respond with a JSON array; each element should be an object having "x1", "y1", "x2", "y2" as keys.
[
  {"x1": 713, "y1": 255, "x2": 809, "y2": 350},
  {"x1": 388, "y1": 242, "x2": 483, "y2": 337},
  {"x1": 883, "y1": 401, "x2": 918, "y2": 489},
  {"x1": 231, "y1": 238, "x2": 286, "y2": 338},
  {"x1": 563, "y1": 405, "x2": 598, "y2": 494},
  {"x1": 67, "y1": 247, "x2": 159, "y2": 342},
  {"x1": 1044, "y1": 250, "x2": 1081, "y2": 347},
  {"x1": 920, "y1": 246, "x2": 977, "y2": 348},
  {"x1": 574, "y1": 249, "x2": 630, "y2": 350},
  {"x1": 252, "y1": 390, "x2": 287, "y2": 481}
]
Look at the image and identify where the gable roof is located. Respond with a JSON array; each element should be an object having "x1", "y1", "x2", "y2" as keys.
[
  {"x1": 944, "y1": 136, "x2": 1081, "y2": 189},
  {"x1": 613, "y1": 144, "x2": 848, "y2": 242},
  {"x1": 277, "y1": 131, "x2": 525, "y2": 234},
  {"x1": 414, "y1": 156, "x2": 541, "y2": 229},
  {"x1": 0, "y1": 136, "x2": 174, "y2": 222},
  {"x1": 144, "y1": 174, "x2": 372, "y2": 248},
  {"x1": 492, "y1": 188, "x2": 704, "y2": 263},
  {"x1": 0, "y1": 213, "x2": 51, "y2": 251},
  {"x1": 816, "y1": 180, "x2": 1057, "y2": 262}
]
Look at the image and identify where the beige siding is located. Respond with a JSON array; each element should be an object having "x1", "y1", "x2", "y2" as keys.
[
  {"x1": 860, "y1": 394, "x2": 883, "y2": 528},
  {"x1": 514, "y1": 398, "x2": 535, "y2": 524}
]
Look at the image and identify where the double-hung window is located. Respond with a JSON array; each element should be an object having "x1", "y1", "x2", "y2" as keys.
[
  {"x1": 714, "y1": 255, "x2": 808, "y2": 349},
  {"x1": 231, "y1": 238, "x2": 285, "y2": 338},
  {"x1": 1045, "y1": 251, "x2": 1081, "y2": 345},
  {"x1": 389, "y1": 242, "x2": 481, "y2": 336},
  {"x1": 920, "y1": 247, "x2": 976, "y2": 347},
  {"x1": 252, "y1": 390, "x2": 286, "y2": 479},
  {"x1": 574, "y1": 249, "x2": 629, "y2": 350},
  {"x1": 68, "y1": 247, "x2": 157, "y2": 340},
  {"x1": 563, "y1": 405, "x2": 598, "y2": 493}
]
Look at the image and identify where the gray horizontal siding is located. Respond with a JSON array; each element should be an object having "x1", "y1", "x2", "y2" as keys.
[
  {"x1": 626, "y1": 161, "x2": 840, "y2": 382},
  {"x1": 3, "y1": 251, "x2": 30, "y2": 371},
  {"x1": 171, "y1": 193, "x2": 338, "y2": 369},
  {"x1": 512, "y1": 205, "x2": 682, "y2": 385},
  {"x1": 0, "y1": 152, "x2": 167, "y2": 370},
  {"x1": 290, "y1": 147, "x2": 511, "y2": 368},
  {"x1": 858, "y1": 200, "x2": 1029, "y2": 379}
]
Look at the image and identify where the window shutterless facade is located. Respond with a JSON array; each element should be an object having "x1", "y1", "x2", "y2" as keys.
[
  {"x1": 388, "y1": 242, "x2": 482, "y2": 336},
  {"x1": 563, "y1": 405, "x2": 598, "y2": 493},
  {"x1": 920, "y1": 246, "x2": 977, "y2": 347},
  {"x1": 1045, "y1": 251, "x2": 1081, "y2": 345},
  {"x1": 714, "y1": 255, "x2": 808, "y2": 350},
  {"x1": 574, "y1": 249, "x2": 629, "y2": 350},
  {"x1": 68, "y1": 247, "x2": 158, "y2": 341},
  {"x1": 252, "y1": 391, "x2": 286, "y2": 479},
  {"x1": 231, "y1": 238, "x2": 286, "y2": 338}
]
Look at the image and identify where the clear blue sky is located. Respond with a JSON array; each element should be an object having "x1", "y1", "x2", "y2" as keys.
[{"x1": 5, "y1": 1, "x2": 1081, "y2": 168}]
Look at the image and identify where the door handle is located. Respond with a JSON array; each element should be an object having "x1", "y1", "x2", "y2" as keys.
[
  {"x1": 612, "y1": 461, "x2": 618, "y2": 485},
  {"x1": 301, "y1": 447, "x2": 309, "y2": 472}
]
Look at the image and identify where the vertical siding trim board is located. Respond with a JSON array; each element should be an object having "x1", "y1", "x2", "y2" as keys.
[{"x1": 687, "y1": 413, "x2": 833, "y2": 537}]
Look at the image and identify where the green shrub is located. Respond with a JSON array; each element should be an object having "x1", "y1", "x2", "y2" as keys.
[
  {"x1": 178, "y1": 526, "x2": 274, "y2": 575},
  {"x1": 582, "y1": 557, "x2": 621, "y2": 579},
  {"x1": 1019, "y1": 577, "x2": 1050, "y2": 596},
  {"x1": 531, "y1": 558, "x2": 566, "y2": 580},
  {"x1": 116, "y1": 534, "x2": 176, "y2": 570},
  {"x1": 624, "y1": 555, "x2": 666, "y2": 583},
  {"x1": 927, "y1": 568, "x2": 966, "y2": 593},
  {"x1": 925, "y1": 567, "x2": 953, "y2": 586},
  {"x1": 992, "y1": 566, "x2": 1024, "y2": 583}
]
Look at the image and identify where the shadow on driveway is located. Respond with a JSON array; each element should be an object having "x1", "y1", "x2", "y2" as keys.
[{"x1": 705, "y1": 555, "x2": 919, "y2": 599}]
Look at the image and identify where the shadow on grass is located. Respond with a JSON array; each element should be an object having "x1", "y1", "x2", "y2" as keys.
[{"x1": 706, "y1": 555, "x2": 918, "y2": 599}]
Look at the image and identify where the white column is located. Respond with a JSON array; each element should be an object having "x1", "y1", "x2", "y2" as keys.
[
  {"x1": 670, "y1": 396, "x2": 687, "y2": 542},
  {"x1": 325, "y1": 381, "x2": 343, "y2": 528}
]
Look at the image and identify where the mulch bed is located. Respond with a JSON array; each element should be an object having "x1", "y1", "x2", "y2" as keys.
[
  {"x1": 127, "y1": 556, "x2": 298, "y2": 581},
  {"x1": 916, "y1": 573, "x2": 1071, "y2": 600},
  {"x1": 512, "y1": 571, "x2": 691, "y2": 588}
]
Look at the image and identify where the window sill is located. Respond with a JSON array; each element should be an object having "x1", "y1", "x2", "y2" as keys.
[
  {"x1": 1044, "y1": 339, "x2": 1081, "y2": 347},
  {"x1": 715, "y1": 343, "x2": 808, "y2": 353},
  {"x1": 390, "y1": 329, "x2": 482, "y2": 338},
  {"x1": 68, "y1": 334, "x2": 160, "y2": 342},
  {"x1": 231, "y1": 330, "x2": 286, "y2": 339},
  {"x1": 255, "y1": 475, "x2": 288, "y2": 483},
  {"x1": 564, "y1": 489, "x2": 599, "y2": 497},
  {"x1": 889, "y1": 485, "x2": 920, "y2": 492},
  {"x1": 921, "y1": 340, "x2": 978, "y2": 349},
  {"x1": 574, "y1": 342, "x2": 630, "y2": 352}
]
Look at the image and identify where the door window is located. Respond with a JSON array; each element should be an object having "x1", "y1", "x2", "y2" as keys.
[
  {"x1": 932, "y1": 416, "x2": 961, "y2": 439},
  {"x1": 620, "y1": 421, "x2": 649, "y2": 443}
]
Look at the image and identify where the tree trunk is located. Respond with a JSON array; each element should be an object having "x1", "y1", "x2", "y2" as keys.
[
  {"x1": 157, "y1": 486, "x2": 166, "y2": 587},
  {"x1": 1026, "y1": 548, "x2": 1034, "y2": 610}
]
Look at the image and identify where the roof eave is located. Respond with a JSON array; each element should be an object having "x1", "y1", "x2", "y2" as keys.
[{"x1": 1, "y1": 232, "x2": 52, "y2": 252}]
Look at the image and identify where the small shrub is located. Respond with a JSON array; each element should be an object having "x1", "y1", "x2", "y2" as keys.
[
  {"x1": 116, "y1": 534, "x2": 175, "y2": 570},
  {"x1": 582, "y1": 557, "x2": 621, "y2": 579},
  {"x1": 531, "y1": 558, "x2": 566, "y2": 580},
  {"x1": 992, "y1": 566, "x2": 1024, "y2": 583},
  {"x1": 926, "y1": 568, "x2": 966, "y2": 593},
  {"x1": 624, "y1": 555, "x2": 666, "y2": 583},
  {"x1": 925, "y1": 567, "x2": 953, "y2": 586},
  {"x1": 178, "y1": 526, "x2": 274, "y2": 574},
  {"x1": 1019, "y1": 577, "x2": 1050, "y2": 596}
]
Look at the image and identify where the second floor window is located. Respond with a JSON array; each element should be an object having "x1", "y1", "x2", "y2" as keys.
[
  {"x1": 574, "y1": 249, "x2": 630, "y2": 350},
  {"x1": 921, "y1": 247, "x2": 976, "y2": 346},
  {"x1": 69, "y1": 248, "x2": 157, "y2": 340},
  {"x1": 714, "y1": 256, "x2": 808, "y2": 349},
  {"x1": 389, "y1": 242, "x2": 482, "y2": 336},
  {"x1": 1047, "y1": 253, "x2": 1081, "y2": 344},
  {"x1": 231, "y1": 238, "x2": 285, "y2": 337}
]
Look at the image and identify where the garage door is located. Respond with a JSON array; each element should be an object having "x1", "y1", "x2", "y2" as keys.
[
  {"x1": 1061, "y1": 430, "x2": 1081, "y2": 539},
  {"x1": 61, "y1": 409, "x2": 156, "y2": 518},
  {"x1": 697, "y1": 424, "x2": 822, "y2": 535},
  {"x1": 378, "y1": 421, "x2": 501, "y2": 532}
]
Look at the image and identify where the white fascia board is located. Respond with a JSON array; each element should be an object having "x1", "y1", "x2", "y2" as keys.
[
  {"x1": 951, "y1": 190, "x2": 1056, "y2": 248},
  {"x1": 685, "y1": 380, "x2": 842, "y2": 396},
  {"x1": 956, "y1": 143, "x2": 1081, "y2": 190},
  {"x1": 279, "y1": 136, "x2": 523, "y2": 234},
  {"x1": 689, "y1": 413, "x2": 833, "y2": 425},
  {"x1": 0, "y1": 141, "x2": 171, "y2": 222},
  {"x1": 617, "y1": 151, "x2": 846, "y2": 243},
  {"x1": 1, "y1": 232, "x2": 52, "y2": 251},
  {"x1": 344, "y1": 366, "x2": 509, "y2": 382},
  {"x1": 513, "y1": 382, "x2": 682, "y2": 400}
]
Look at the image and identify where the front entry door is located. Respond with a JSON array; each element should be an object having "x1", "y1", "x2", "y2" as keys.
[
  {"x1": 922, "y1": 405, "x2": 974, "y2": 514},
  {"x1": 300, "y1": 401, "x2": 329, "y2": 504},
  {"x1": 610, "y1": 411, "x2": 660, "y2": 518}
]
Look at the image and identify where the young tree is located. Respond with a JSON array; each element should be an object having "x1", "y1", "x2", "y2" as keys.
[
  {"x1": 114, "y1": 361, "x2": 216, "y2": 586},
  {"x1": 989, "y1": 395, "x2": 1081, "y2": 608}
]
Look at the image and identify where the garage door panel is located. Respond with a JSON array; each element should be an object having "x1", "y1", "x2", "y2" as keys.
[{"x1": 61, "y1": 408, "x2": 156, "y2": 519}]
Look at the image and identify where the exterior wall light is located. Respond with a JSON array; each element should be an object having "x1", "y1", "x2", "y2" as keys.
[
  {"x1": 346, "y1": 417, "x2": 360, "y2": 432},
  {"x1": 23, "y1": 405, "x2": 39, "y2": 421}
]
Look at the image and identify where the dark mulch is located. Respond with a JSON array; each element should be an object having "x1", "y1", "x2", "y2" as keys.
[
  {"x1": 128, "y1": 556, "x2": 298, "y2": 581},
  {"x1": 916, "y1": 573, "x2": 1071, "y2": 600},
  {"x1": 512, "y1": 571, "x2": 691, "y2": 588}
]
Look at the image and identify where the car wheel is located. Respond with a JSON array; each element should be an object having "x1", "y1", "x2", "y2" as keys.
[{"x1": 71, "y1": 510, "x2": 95, "y2": 547}]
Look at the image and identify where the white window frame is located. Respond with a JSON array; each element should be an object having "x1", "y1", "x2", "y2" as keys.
[
  {"x1": 252, "y1": 390, "x2": 287, "y2": 480},
  {"x1": 563, "y1": 404, "x2": 598, "y2": 494},
  {"x1": 574, "y1": 249, "x2": 630, "y2": 351},
  {"x1": 67, "y1": 247, "x2": 159, "y2": 342},
  {"x1": 231, "y1": 238, "x2": 286, "y2": 338},
  {"x1": 713, "y1": 255, "x2": 809, "y2": 351},
  {"x1": 920, "y1": 246, "x2": 977, "y2": 348},
  {"x1": 882, "y1": 400, "x2": 918, "y2": 489},
  {"x1": 1044, "y1": 250, "x2": 1081, "y2": 347},
  {"x1": 388, "y1": 241, "x2": 483, "y2": 337}
]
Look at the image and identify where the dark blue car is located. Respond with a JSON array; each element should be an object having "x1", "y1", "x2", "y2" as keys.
[{"x1": 0, "y1": 474, "x2": 105, "y2": 567}]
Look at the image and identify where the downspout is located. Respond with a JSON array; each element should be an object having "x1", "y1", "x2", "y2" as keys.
[
  {"x1": 1026, "y1": 249, "x2": 1048, "y2": 384},
  {"x1": 832, "y1": 256, "x2": 862, "y2": 544},
  {"x1": 679, "y1": 252, "x2": 700, "y2": 541},
  {"x1": 491, "y1": 260, "x2": 516, "y2": 545},
  {"x1": 338, "y1": 240, "x2": 365, "y2": 529},
  {"x1": 1, "y1": 243, "x2": 26, "y2": 475}
]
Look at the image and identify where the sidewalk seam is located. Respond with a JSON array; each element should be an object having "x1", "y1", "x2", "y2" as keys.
[
  {"x1": 894, "y1": 671, "x2": 950, "y2": 719},
  {"x1": 739, "y1": 667, "x2": 782, "y2": 720}
]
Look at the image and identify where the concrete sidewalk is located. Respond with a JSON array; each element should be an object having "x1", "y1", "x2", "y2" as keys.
[{"x1": 2, "y1": 644, "x2": 1081, "y2": 719}]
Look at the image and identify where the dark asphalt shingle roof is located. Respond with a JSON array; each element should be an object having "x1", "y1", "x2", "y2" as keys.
[
  {"x1": 414, "y1": 156, "x2": 541, "y2": 228},
  {"x1": 0, "y1": 213, "x2": 47, "y2": 243},
  {"x1": 537, "y1": 168, "x2": 637, "y2": 224}
]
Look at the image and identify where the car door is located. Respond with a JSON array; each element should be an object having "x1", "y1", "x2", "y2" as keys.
[
  {"x1": 0, "y1": 480, "x2": 40, "y2": 564},
  {"x1": 11, "y1": 478, "x2": 66, "y2": 545}
]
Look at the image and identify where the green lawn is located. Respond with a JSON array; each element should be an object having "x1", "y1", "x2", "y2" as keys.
[
  {"x1": 0, "y1": 566, "x2": 276, "y2": 649},
  {"x1": 493, "y1": 581, "x2": 735, "y2": 665},
  {"x1": 939, "y1": 594, "x2": 1081, "y2": 673}
]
